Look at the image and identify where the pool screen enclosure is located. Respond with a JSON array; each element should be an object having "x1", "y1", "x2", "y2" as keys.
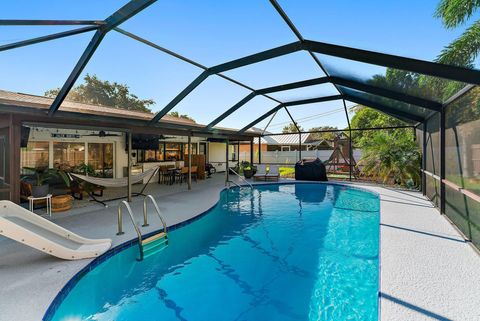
[{"x1": 0, "y1": 0, "x2": 479, "y2": 248}]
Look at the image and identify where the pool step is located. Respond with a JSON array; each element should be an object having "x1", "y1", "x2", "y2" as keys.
[
  {"x1": 143, "y1": 240, "x2": 168, "y2": 259},
  {"x1": 139, "y1": 232, "x2": 168, "y2": 261},
  {"x1": 142, "y1": 232, "x2": 167, "y2": 245},
  {"x1": 143, "y1": 235, "x2": 168, "y2": 252}
]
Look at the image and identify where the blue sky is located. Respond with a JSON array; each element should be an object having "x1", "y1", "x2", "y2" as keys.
[{"x1": 0, "y1": 0, "x2": 475, "y2": 131}]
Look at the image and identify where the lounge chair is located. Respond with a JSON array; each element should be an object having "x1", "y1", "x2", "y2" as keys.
[
  {"x1": 253, "y1": 164, "x2": 267, "y2": 181},
  {"x1": 266, "y1": 165, "x2": 280, "y2": 181}
]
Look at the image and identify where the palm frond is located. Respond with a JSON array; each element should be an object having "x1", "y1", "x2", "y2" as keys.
[
  {"x1": 437, "y1": 20, "x2": 480, "y2": 67},
  {"x1": 437, "y1": 20, "x2": 480, "y2": 68},
  {"x1": 435, "y1": 0, "x2": 480, "y2": 28}
]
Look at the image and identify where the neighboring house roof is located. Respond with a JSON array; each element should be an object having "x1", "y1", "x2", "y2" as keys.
[
  {"x1": 252, "y1": 133, "x2": 314, "y2": 145},
  {"x1": 0, "y1": 89, "x2": 197, "y2": 126},
  {"x1": 308, "y1": 139, "x2": 333, "y2": 148},
  {"x1": 245, "y1": 127, "x2": 273, "y2": 135},
  {"x1": 273, "y1": 133, "x2": 312, "y2": 145}
]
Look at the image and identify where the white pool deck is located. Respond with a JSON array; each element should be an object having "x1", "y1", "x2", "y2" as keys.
[{"x1": 0, "y1": 175, "x2": 479, "y2": 321}]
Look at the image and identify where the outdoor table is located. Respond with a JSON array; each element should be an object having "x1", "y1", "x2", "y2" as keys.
[{"x1": 28, "y1": 194, "x2": 52, "y2": 218}]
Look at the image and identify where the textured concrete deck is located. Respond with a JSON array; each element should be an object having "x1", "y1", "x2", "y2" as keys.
[
  {"x1": 0, "y1": 176, "x2": 479, "y2": 321},
  {"x1": 359, "y1": 184, "x2": 480, "y2": 321}
]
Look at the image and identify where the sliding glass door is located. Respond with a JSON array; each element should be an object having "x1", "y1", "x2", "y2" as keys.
[{"x1": 88, "y1": 143, "x2": 114, "y2": 178}]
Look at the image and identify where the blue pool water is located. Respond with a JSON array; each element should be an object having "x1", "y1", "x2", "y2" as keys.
[{"x1": 49, "y1": 183, "x2": 380, "y2": 321}]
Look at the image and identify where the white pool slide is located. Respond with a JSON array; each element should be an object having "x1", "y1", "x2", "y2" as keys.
[{"x1": 0, "y1": 200, "x2": 111, "y2": 260}]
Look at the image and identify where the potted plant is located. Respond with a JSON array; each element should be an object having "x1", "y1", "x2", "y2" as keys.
[
  {"x1": 240, "y1": 161, "x2": 254, "y2": 179},
  {"x1": 74, "y1": 162, "x2": 95, "y2": 176},
  {"x1": 22, "y1": 167, "x2": 69, "y2": 197}
]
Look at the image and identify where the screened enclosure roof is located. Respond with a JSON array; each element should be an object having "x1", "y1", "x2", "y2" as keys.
[{"x1": 1, "y1": 0, "x2": 480, "y2": 137}]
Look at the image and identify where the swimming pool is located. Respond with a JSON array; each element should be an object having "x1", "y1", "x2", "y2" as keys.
[{"x1": 48, "y1": 183, "x2": 380, "y2": 321}]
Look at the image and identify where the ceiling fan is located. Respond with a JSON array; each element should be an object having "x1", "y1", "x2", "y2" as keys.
[{"x1": 81, "y1": 130, "x2": 122, "y2": 137}]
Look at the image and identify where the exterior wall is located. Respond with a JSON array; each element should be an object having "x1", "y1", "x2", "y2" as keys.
[
  {"x1": 23, "y1": 127, "x2": 206, "y2": 180},
  {"x1": 239, "y1": 143, "x2": 267, "y2": 153},
  {"x1": 25, "y1": 127, "x2": 126, "y2": 178},
  {"x1": 239, "y1": 142, "x2": 266, "y2": 163},
  {"x1": 208, "y1": 142, "x2": 227, "y2": 172}
]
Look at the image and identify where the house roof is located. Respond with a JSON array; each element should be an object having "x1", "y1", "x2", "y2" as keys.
[{"x1": 0, "y1": 89, "x2": 197, "y2": 126}]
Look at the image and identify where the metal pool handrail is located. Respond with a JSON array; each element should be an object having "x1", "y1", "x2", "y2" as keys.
[
  {"x1": 116, "y1": 201, "x2": 142, "y2": 250},
  {"x1": 142, "y1": 195, "x2": 167, "y2": 234},
  {"x1": 229, "y1": 168, "x2": 253, "y2": 189},
  {"x1": 227, "y1": 180, "x2": 241, "y2": 189}
]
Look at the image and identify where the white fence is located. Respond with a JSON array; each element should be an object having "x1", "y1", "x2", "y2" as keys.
[{"x1": 239, "y1": 149, "x2": 362, "y2": 165}]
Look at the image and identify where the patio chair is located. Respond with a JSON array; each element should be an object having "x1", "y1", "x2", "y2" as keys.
[
  {"x1": 191, "y1": 166, "x2": 198, "y2": 182},
  {"x1": 20, "y1": 181, "x2": 46, "y2": 209},
  {"x1": 253, "y1": 164, "x2": 267, "y2": 181},
  {"x1": 175, "y1": 167, "x2": 189, "y2": 183},
  {"x1": 266, "y1": 165, "x2": 280, "y2": 181},
  {"x1": 158, "y1": 166, "x2": 170, "y2": 184}
]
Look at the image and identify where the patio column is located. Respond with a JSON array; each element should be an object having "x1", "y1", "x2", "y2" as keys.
[
  {"x1": 187, "y1": 134, "x2": 192, "y2": 190},
  {"x1": 342, "y1": 99, "x2": 353, "y2": 181},
  {"x1": 298, "y1": 133, "x2": 302, "y2": 162},
  {"x1": 127, "y1": 131, "x2": 132, "y2": 202},
  {"x1": 225, "y1": 139, "x2": 230, "y2": 185},
  {"x1": 349, "y1": 129, "x2": 353, "y2": 181},
  {"x1": 250, "y1": 139, "x2": 254, "y2": 164},
  {"x1": 237, "y1": 141, "x2": 240, "y2": 166},
  {"x1": 258, "y1": 136, "x2": 262, "y2": 164}
]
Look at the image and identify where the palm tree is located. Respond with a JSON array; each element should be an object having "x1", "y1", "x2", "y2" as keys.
[
  {"x1": 358, "y1": 131, "x2": 421, "y2": 187},
  {"x1": 435, "y1": 0, "x2": 480, "y2": 68}
]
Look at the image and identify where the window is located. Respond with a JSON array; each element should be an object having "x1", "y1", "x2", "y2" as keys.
[
  {"x1": 134, "y1": 149, "x2": 144, "y2": 163},
  {"x1": 184, "y1": 143, "x2": 197, "y2": 157},
  {"x1": 21, "y1": 141, "x2": 49, "y2": 169},
  {"x1": 144, "y1": 150, "x2": 157, "y2": 162},
  {"x1": 135, "y1": 144, "x2": 165, "y2": 163},
  {"x1": 199, "y1": 142, "x2": 208, "y2": 162},
  {"x1": 165, "y1": 143, "x2": 183, "y2": 161},
  {"x1": 88, "y1": 143, "x2": 114, "y2": 178},
  {"x1": 267, "y1": 145, "x2": 281, "y2": 152},
  {"x1": 199, "y1": 142, "x2": 207, "y2": 155},
  {"x1": 53, "y1": 142, "x2": 85, "y2": 170},
  {"x1": 157, "y1": 143, "x2": 165, "y2": 161},
  {"x1": 281, "y1": 146, "x2": 291, "y2": 151}
]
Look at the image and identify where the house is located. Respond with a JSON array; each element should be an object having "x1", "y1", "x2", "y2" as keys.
[{"x1": 0, "y1": 89, "x2": 256, "y2": 202}]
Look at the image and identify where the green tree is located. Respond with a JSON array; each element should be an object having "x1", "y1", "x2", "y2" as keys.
[
  {"x1": 350, "y1": 105, "x2": 412, "y2": 147},
  {"x1": 369, "y1": 67, "x2": 462, "y2": 104},
  {"x1": 168, "y1": 111, "x2": 196, "y2": 123},
  {"x1": 45, "y1": 74, "x2": 155, "y2": 113},
  {"x1": 358, "y1": 131, "x2": 421, "y2": 187},
  {"x1": 308, "y1": 126, "x2": 339, "y2": 141},
  {"x1": 435, "y1": 0, "x2": 480, "y2": 68},
  {"x1": 282, "y1": 123, "x2": 303, "y2": 133}
]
